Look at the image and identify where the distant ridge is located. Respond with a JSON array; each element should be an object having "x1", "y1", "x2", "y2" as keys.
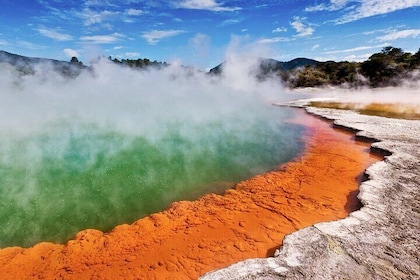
[
  {"x1": 209, "y1": 57, "x2": 318, "y2": 75},
  {"x1": 0, "y1": 50, "x2": 86, "y2": 77}
]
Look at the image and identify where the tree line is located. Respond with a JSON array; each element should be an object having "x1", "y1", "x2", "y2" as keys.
[{"x1": 107, "y1": 56, "x2": 168, "y2": 69}]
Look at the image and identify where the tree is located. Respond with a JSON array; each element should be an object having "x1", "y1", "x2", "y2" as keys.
[
  {"x1": 409, "y1": 48, "x2": 420, "y2": 69},
  {"x1": 290, "y1": 66, "x2": 329, "y2": 87},
  {"x1": 70, "y1": 56, "x2": 83, "y2": 65}
]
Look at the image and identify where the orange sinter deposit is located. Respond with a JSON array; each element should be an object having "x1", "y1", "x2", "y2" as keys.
[{"x1": 0, "y1": 109, "x2": 382, "y2": 280}]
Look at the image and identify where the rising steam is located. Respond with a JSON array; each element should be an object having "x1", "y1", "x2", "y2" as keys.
[{"x1": 0, "y1": 55, "x2": 304, "y2": 247}]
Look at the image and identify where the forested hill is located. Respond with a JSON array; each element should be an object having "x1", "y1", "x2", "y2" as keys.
[
  {"x1": 209, "y1": 57, "x2": 318, "y2": 75},
  {"x1": 282, "y1": 46, "x2": 420, "y2": 88},
  {"x1": 0, "y1": 50, "x2": 86, "y2": 77},
  {"x1": 2, "y1": 46, "x2": 419, "y2": 88}
]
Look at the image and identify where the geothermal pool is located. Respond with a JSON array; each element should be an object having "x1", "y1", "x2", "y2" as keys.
[
  {"x1": 0, "y1": 107, "x2": 304, "y2": 247},
  {"x1": 0, "y1": 61, "x2": 305, "y2": 247}
]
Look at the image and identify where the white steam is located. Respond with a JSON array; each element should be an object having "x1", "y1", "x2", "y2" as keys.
[
  {"x1": 0, "y1": 55, "x2": 305, "y2": 247},
  {"x1": 0, "y1": 57, "x2": 290, "y2": 139}
]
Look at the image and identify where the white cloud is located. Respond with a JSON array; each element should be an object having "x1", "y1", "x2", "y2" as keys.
[
  {"x1": 142, "y1": 30, "x2": 186, "y2": 45},
  {"x1": 177, "y1": 0, "x2": 241, "y2": 12},
  {"x1": 258, "y1": 37, "x2": 291, "y2": 44},
  {"x1": 290, "y1": 17, "x2": 314, "y2": 37},
  {"x1": 0, "y1": 39, "x2": 9, "y2": 46},
  {"x1": 80, "y1": 33, "x2": 124, "y2": 44},
  {"x1": 376, "y1": 29, "x2": 420, "y2": 41},
  {"x1": 311, "y1": 44, "x2": 320, "y2": 51},
  {"x1": 272, "y1": 27, "x2": 287, "y2": 33},
  {"x1": 113, "y1": 46, "x2": 124, "y2": 50},
  {"x1": 63, "y1": 48, "x2": 80, "y2": 58},
  {"x1": 306, "y1": 0, "x2": 420, "y2": 24},
  {"x1": 37, "y1": 28, "x2": 73, "y2": 41}
]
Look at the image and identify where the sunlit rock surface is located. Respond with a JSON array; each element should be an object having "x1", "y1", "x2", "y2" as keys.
[{"x1": 201, "y1": 106, "x2": 420, "y2": 280}]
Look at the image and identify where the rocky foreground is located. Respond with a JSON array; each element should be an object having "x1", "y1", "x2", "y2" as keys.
[{"x1": 201, "y1": 104, "x2": 420, "y2": 279}]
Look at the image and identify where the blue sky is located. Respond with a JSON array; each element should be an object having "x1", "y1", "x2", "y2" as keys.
[{"x1": 0, "y1": 0, "x2": 419, "y2": 68}]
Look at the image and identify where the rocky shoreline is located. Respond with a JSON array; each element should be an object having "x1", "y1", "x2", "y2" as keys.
[{"x1": 200, "y1": 104, "x2": 420, "y2": 279}]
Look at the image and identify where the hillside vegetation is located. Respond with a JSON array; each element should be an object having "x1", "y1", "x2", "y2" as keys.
[{"x1": 282, "y1": 46, "x2": 420, "y2": 88}]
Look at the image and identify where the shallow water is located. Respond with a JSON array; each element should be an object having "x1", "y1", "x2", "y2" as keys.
[{"x1": 0, "y1": 106, "x2": 304, "y2": 247}]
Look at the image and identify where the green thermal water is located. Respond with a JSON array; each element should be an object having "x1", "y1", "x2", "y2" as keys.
[{"x1": 0, "y1": 108, "x2": 304, "y2": 248}]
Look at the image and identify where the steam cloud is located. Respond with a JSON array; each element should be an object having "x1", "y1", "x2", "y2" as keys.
[{"x1": 0, "y1": 55, "x2": 305, "y2": 247}]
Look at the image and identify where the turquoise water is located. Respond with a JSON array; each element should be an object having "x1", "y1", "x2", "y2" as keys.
[{"x1": 0, "y1": 107, "x2": 304, "y2": 248}]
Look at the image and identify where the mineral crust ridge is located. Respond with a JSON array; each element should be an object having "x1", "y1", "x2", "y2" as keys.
[{"x1": 200, "y1": 105, "x2": 420, "y2": 280}]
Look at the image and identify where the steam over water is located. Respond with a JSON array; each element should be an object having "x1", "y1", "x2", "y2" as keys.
[{"x1": 0, "y1": 59, "x2": 304, "y2": 247}]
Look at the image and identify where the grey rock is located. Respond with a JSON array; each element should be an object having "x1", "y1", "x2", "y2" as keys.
[{"x1": 200, "y1": 105, "x2": 420, "y2": 280}]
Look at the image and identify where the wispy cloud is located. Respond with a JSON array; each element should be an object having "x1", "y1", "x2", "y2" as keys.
[
  {"x1": 362, "y1": 27, "x2": 393, "y2": 35},
  {"x1": 177, "y1": 0, "x2": 241, "y2": 12},
  {"x1": 376, "y1": 29, "x2": 420, "y2": 41},
  {"x1": 323, "y1": 43, "x2": 389, "y2": 54},
  {"x1": 290, "y1": 17, "x2": 314, "y2": 37},
  {"x1": 142, "y1": 30, "x2": 186, "y2": 45},
  {"x1": 17, "y1": 40, "x2": 46, "y2": 50},
  {"x1": 124, "y1": 52, "x2": 140, "y2": 58},
  {"x1": 219, "y1": 19, "x2": 240, "y2": 26},
  {"x1": 84, "y1": 0, "x2": 117, "y2": 7},
  {"x1": 37, "y1": 28, "x2": 73, "y2": 41},
  {"x1": 81, "y1": 9, "x2": 119, "y2": 26},
  {"x1": 342, "y1": 53, "x2": 372, "y2": 62},
  {"x1": 125, "y1": 8, "x2": 143, "y2": 16},
  {"x1": 305, "y1": 0, "x2": 348, "y2": 12},
  {"x1": 258, "y1": 37, "x2": 291, "y2": 44},
  {"x1": 80, "y1": 33, "x2": 124, "y2": 44},
  {"x1": 272, "y1": 27, "x2": 287, "y2": 33},
  {"x1": 339, "y1": 0, "x2": 420, "y2": 24},
  {"x1": 311, "y1": 44, "x2": 320, "y2": 51},
  {"x1": 305, "y1": 0, "x2": 420, "y2": 24}
]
